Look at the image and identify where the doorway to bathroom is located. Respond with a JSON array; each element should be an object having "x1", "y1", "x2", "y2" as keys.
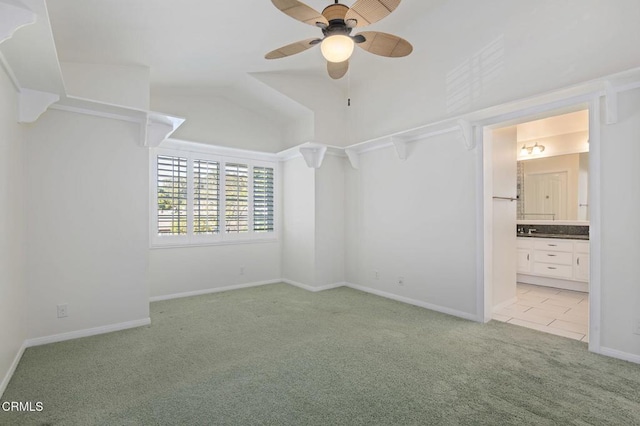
[{"x1": 480, "y1": 102, "x2": 599, "y2": 348}]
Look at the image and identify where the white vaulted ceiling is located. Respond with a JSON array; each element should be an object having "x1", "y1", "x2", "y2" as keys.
[
  {"x1": 44, "y1": 0, "x2": 439, "y2": 150},
  {"x1": 13, "y1": 1, "x2": 640, "y2": 150},
  {"x1": 47, "y1": 1, "x2": 429, "y2": 90}
]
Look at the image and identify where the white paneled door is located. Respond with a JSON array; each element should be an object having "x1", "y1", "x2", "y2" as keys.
[{"x1": 524, "y1": 171, "x2": 568, "y2": 221}]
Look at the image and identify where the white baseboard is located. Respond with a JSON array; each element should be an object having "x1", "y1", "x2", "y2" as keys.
[
  {"x1": 598, "y1": 346, "x2": 640, "y2": 365},
  {"x1": 345, "y1": 282, "x2": 480, "y2": 322},
  {"x1": 0, "y1": 341, "x2": 26, "y2": 398},
  {"x1": 493, "y1": 297, "x2": 518, "y2": 313},
  {"x1": 282, "y1": 279, "x2": 346, "y2": 293},
  {"x1": 25, "y1": 318, "x2": 151, "y2": 348},
  {"x1": 517, "y1": 274, "x2": 589, "y2": 293},
  {"x1": 149, "y1": 279, "x2": 282, "y2": 302}
]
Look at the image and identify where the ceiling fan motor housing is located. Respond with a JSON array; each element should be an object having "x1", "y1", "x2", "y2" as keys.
[
  {"x1": 321, "y1": 3, "x2": 352, "y2": 37},
  {"x1": 322, "y1": 3, "x2": 349, "y2": 21}
]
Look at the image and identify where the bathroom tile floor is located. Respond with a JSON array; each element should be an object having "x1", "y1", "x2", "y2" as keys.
[{"x1": 493, "y1": 283, "x2": 589, "y2": 342}]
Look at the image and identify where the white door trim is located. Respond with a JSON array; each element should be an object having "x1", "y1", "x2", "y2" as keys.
[
  {"x1": 475, "y1": 93, "x2": 601, "y2": 354},
  {"x1": 586, "y1": 96, "x2": 601, "y2": 352}
]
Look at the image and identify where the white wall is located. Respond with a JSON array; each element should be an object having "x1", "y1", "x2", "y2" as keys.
[
  {"x1": 344, "y1": 162, "x2": 360, "y2": 285},
  {"x1": 280, "y1": 154, "x2": 345, "y2": 289},
  {"x1": 281, "y1": 156, "x2": 316, "y2": 286},
  {"x1": 283, "y1": 115, "x2": 315, "y2": 150},
  {"x1": 315, "y1": 155, "x2": 346, "y2": 286},
  {"x1": 347, "y1": 0, "x2": 640, "y2": 142},
  {"x1": 149, "y1": 243, "x2": 281, "y2": 298},
  {"x1": 151, "y1": 94, "x2": 285, "y2": 153},
  {"x1": 599, "y1": 89, "x2": 640, "y2": 358},
  {"x1": 251, "y1": 72, "x2": 348, "y2": 146},
  {"x1": 25, "y1": 109, "x2": 149, "y2": 339},
  {"x1": 345, "y1": 133, "x2": 478, "y2": 315},
  {"x1": 0, "y1": 68, "x2": 26, "y2": 393},
  {"x1": 60, "y1": 62, "x2": 150, "y2": 109}
]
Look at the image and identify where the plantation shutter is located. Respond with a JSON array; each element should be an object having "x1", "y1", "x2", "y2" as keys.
[
  {"x1": 156, "y1": 155, "x2": 187, "y2": 235},
  {"x1": 253, "y1": 166, "x2": 274, "y2": 232},
  {"x1": 194, "y1": 160, "x2": 220, "y2": 234},
  {"x1": 225, "y1": 163, "x2": 249, "y2": 233}
]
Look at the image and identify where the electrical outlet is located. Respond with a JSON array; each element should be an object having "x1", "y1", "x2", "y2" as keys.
[
  {"x1": 240, "y1": 266, "x2": 245, "y2": 276},
  {"x1": 633, "y1": 319, "x2": 640, "y2": 336},
  {"x1": 397, "y1": 276, "x2": 404, "y2": 286},
  {"x1": 374, "y1": 270, "x2": 380, "y2": 280},
  {"x1": 57, "y1": 304, "x2": 68, "y2": 318}
]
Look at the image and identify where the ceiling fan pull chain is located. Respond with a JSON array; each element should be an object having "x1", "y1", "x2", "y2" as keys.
[{"x1": 347, "y1": 62, "x2": 351, "y2": 107}]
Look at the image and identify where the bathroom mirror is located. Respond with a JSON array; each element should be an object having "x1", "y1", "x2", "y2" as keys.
[{"x1": 517, "y1": 153, "x2": 589, "y2": 221}]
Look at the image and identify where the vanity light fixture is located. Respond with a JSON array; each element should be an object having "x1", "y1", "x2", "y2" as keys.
[
  {"x1": 531, "y1": 143, "x2": 544, "y2": 154},
  {"x1": 520, "y1": 142, "x2": 545, "y2": 156}
]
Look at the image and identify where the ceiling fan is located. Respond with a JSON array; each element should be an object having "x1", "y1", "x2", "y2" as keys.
[{"x1": 265, "y1": 0, "x2": 413, "y2": 79}]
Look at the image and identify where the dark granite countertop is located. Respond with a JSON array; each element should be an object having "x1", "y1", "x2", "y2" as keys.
[{"x1": 516, "y1": 224, "x2": 589, "y2": 240}]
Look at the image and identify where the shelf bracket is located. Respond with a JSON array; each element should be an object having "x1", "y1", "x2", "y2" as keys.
[
  {"x1": 18, "y1": 89, "x2": 59, "y2": 123},
  {"x1": 604, "y1": 81, "x2": 618, "y2": 125},
  {"x1": 299, "y1": 144, "x2": 327, "y2": 169},
  {"x1": 458, "y1": 119, "x2": 475, "y2": 150},
  {"x1": 0, "y1": 0, "x2": 36, "y2": 45},
  {"x1": 141, "y1": 114, "x2": 185, "y2": 148},
  {"x1": 345, "y1": 148, "x2": 359, "y2": 169},
  {"x1": 391, "y1": 137, "x2": 408, "y2": 161}
]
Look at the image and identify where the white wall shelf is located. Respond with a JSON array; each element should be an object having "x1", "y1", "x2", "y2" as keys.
[
  {"x1": 0, "y1": 0, "x2": 35, "y2": 46},
  {"x1": 18, "y1": 89, "x2": 59, "y2": 123}
]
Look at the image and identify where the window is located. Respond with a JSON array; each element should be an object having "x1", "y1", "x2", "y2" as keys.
[
  {"x1": 194, "y1": 160, "x2": 220, "y2": 234},
  {"x1": 151, "y1": 147, "x2": 277, "y2": 247},
  {"x1": 253, "y1": 166, "x2": 274, "y2": 232},
  {"x1": 225, "y1": 163, "x2": 249, "y2": 233},
  {"x1": 157, "y1": 155, "x2": 187, "y2": 235}
]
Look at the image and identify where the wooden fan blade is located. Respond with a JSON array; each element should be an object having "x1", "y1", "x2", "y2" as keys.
[
  {"x1": 355, "y1": 31, "x2": 412, "y2": 57},
  {"x1": 345, "y1": 0, "x2": 401, "y2": 27},
  {"x1": 265, "y1": 38, "x2": 321, "y2": 59},
  {"x1": 327, "y1": 60, "x2": 349, "y2": 79},
  {"x1": 271, "y1": 0, "x2": 329, "y2": 27}
]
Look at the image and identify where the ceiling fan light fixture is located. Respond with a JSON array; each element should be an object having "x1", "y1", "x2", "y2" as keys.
[{"x1": 321, "y1": 35, "x2": 354, "y2": 63}]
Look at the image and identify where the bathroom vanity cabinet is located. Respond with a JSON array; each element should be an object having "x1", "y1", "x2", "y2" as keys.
[{"x1": 516, "y1": 237, "x2": 589, "y2": 292}]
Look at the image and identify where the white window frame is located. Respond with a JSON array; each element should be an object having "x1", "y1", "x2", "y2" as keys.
[{"x1": 149, "y1": 142, "x2": 278, "y2": 248}]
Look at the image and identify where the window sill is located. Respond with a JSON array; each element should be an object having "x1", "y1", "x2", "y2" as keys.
[{"x1": 150, "y1": 237, "x2": 278, "y2": 250}]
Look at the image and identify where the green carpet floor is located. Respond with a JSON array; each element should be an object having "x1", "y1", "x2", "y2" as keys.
[{"x1": 2, "y1": 283, "x2": 640, "y2": 425}]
